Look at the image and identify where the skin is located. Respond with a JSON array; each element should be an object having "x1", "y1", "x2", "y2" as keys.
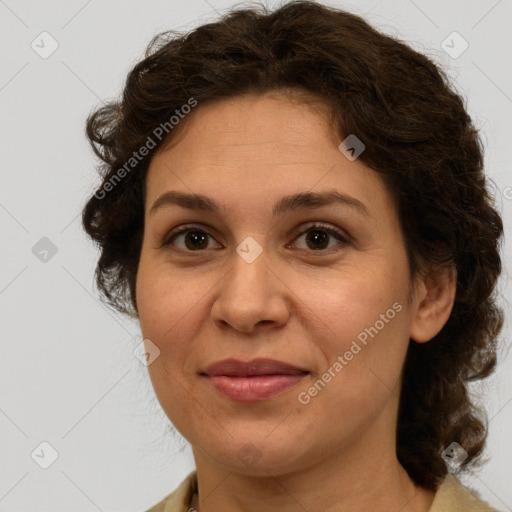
[{"x1": 136, "y1": 90, "x2": 456, "y2": 512}]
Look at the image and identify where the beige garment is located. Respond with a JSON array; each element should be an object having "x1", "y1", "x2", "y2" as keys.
[{"x1": 144, "y1": 470, "x2": 500, "y2": 512}]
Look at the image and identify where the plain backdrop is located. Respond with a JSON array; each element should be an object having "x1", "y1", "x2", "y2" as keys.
[{"x1": 1, "y1": 0, "x2": 511, "y2": 511}]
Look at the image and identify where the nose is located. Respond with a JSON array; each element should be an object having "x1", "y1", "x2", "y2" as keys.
[{"x1": 210, "y1": 247, "x2": 291, "y2": 334}]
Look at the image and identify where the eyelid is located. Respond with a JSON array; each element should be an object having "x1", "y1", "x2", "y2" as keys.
[
  {"x1": 288, "y1": 221, "x2": 351, "y2": 246},
  {"x1": 161, "y1": 223, "x2": 222, "y2": 247},
  {"x1": 161, "y1": 221, "x2": 351, "y2": 251}
]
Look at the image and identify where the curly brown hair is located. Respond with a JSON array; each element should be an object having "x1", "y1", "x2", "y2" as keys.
[{"x1": 81, "y1": 0, "x2": 504, "y2": 491}]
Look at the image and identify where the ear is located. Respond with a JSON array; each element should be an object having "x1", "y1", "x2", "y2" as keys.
[{"x1": 409, "y1": 264, "x2": 457, "y2": 343}]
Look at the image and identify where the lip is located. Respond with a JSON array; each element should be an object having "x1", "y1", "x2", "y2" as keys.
[
  {"x1": 202, "y1": 358, "x2": 309, "y2": 377},
  {"x1": 200, "y1": 358, "x2": 309, "y2": 402}
]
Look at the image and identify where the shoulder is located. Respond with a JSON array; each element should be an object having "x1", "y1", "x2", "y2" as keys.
[
  {"x1": 144, "y1": 470, "x2": 197, "y2": 512},
  {"x1": 429, "y1": 474, "x2": 500, "y2": 512}
]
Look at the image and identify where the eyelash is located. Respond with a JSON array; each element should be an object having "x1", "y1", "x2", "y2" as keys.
[{"x1": 161, "y1": 222, "x2": 351, "y2": 253}]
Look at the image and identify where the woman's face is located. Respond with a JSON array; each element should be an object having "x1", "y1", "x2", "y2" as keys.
[{"x1": 136, "y1": 91, "x2": 423, "y2": 476}]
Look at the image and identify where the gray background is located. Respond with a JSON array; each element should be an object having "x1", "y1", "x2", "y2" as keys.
[{"x1": 1, "y1": 0, "x2": 511, "y2": 510}]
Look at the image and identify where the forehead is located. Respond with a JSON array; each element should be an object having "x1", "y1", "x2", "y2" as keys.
[
  {"x1": 144, "y1": 92, "x2": 392, "y2": 219},
  {"x1": 167, "y1": 91, "x2": 334, "y2": 149}
]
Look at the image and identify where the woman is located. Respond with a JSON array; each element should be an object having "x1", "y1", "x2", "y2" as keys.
[{"x1": 82, "y1": 1, "x2": 504, "y2": 511}]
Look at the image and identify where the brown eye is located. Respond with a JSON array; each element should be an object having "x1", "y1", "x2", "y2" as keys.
[
  {"x1": 305, "y1": 229, "x2": 330, "y2": 250},
  {"x1": 182, "y1": 230, "x2": 210, "y2": 250},
  {"x1": 162, "y1": 222, "x2": 350, "y2": 254},
  {"x1": 291, "y1": 223, "x2": 350, "y2": 252},
  {"x1": 162, "y1": 226, "x2": 221, "y2": 251}
]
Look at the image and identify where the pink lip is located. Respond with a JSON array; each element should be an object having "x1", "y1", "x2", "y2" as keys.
[{"x1": 200, "y1": 358, "x2": 309, "y2": 402}]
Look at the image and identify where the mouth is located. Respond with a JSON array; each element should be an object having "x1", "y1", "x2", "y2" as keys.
[{"x1": 199, "y1": 358, "x2": 310, "y2": 402}]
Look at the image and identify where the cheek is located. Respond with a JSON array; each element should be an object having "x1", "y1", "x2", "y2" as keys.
[
  {"x1": 135, "y1": 262, "x2": 205, "y2": 429},
  {"x1": 137, "y1": 250, "x2": 191, "y2": 328},
  {"x1": 297, "y1": 274, "x2": 409, "y2": 426},
  {"x1": 305, "y1": 265, "x2": 404, "y2": 338},
  {"x1": 135, "y1": 257, "x2": 216, "y2": 367},
  {"x1": 302, "y1": 264, "x2": 411, "y2": 387}
]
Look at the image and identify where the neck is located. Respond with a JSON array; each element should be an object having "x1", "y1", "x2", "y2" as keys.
[{"x1": 190, "y1": 440, "x2": 436, "y2": 512}]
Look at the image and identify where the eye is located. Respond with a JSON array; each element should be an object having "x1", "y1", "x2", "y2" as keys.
[
  {"x1": 161, "y1": 222, "x2": 350, "y2": 253},
  {"x1": 162, "y1": 224, "x2": 221, "y2": 251},
  {"x1": 290, "y1": 222, "x2": 350, "y2": 252}
]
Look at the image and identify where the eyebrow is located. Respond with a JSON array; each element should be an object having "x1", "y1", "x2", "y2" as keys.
[{"x1": 149, "y1": 190, "x2": 370, "y2": 217}]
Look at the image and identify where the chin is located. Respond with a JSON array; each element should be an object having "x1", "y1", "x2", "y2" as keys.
[{"x1": 196, "y1": 434, "x2": 316, "y2": 477}]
